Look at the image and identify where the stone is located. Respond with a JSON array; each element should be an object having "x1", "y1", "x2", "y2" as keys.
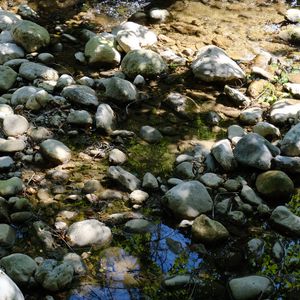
[
  {"x1": 174, "y1": 161, "x2": 194, "y2": 179},
  {"x1": 35, "y1": 259, "x2": 74, "y2": 291},
  {"x1": 233, "y1": 133, "x2": 280, "y2": 170},
  {"x1": 270, "y1": 206, "x2": 300, "y2": 236},
  {"x1": 40, "y1": 139, "x2": 71, "y2": 165},
  {"x1": 0, "y1": 139, "x2": 26, "y2": 152},
  {"x1": 253, "y1": 122, "x2": 280, "y2": 139},
  {"x1": 239, "y1": 107, "x2": 263, "y2": 125},
  {"x1": 247, "y1": 238, "x2": 264, "y2": 258},
  {"x1": 0, "y1": 30, "x2": 13, "y2": 43},
  {"x1": 0, "y1": 270, "x2": 25, "y2": 300},
  {"x1": 149, "y1": 8, "x2": 170, "y2": 23},
  {"x1": 67, "y1": 110, "x2": 93, "y2": 125},
  {"x1": 0, "y1": 43, "x2": 24, "y2": 64},
  {"x1": 284, "y1": 83, "x2": 300, "y2": 98},
  {"x1": 121, "y1": 49, "x2": 167, "y2": 79},
  {"x1": 0, "y1": 224, "x2": 16, "y2": 247},
  {"x1": 229, "y1": 276, "x2": 274, "y2": 300},
  {"x1": 281, "y1": 123, "x2": 300, "y2": 156},
  {"x1": 116, "y1": 30, "x2": 141, "y2": 53},
  {"x1": 0, "y1": 10, "x2": 21, "y2": 31},
  {"x1": 33, "y1": 221, "x2": 56, "y2": 250},
  {"x1": 56, "y1": 74, "x2": 75, "y2": 89},
  {"x1": 163, "y1": 275, "x2": 200, "y2": 288},
  {"x1": 223, "y1": 179, "x2": 242, "y2": 192},
  {"x1": 63, "y1": 253, "x2": 86, "y2": 275},
  {"x1": 11, "y1": 86, "x2": 44, "y2": 106},
  {"x1": 272, "y1": 241, "x2": 284, "y2": 261},
  {"x1": 83, "y1": 180, "x2": 102, "y2": 194},
  {"x1": 227, "y1": 210, "x2": 247, "y2": 225},
  {"x1": 192, "y1": 214, "x2": 229, "y2": 243},
  {"x1": 129, "y1": 190, "x2": 149, "y2": 204},
  {"x1": 102, "y1": 77, "x2": 138, "y2": 103},
  {"x1": 286, "y1": 8, "x2": 300, "y2": 22},
  {"x1": 0, "y1": 156, "x2": 14, "y2": 169},
  {"x1": 224, "y1": 85, "x2": 251, "y2": 107},
  {"x1": 124, "y1": 219, "x2": 153, "y2": 233},
  {"x1": 2, "y1": 115, "x2": 29, "y2": 137},
  {"x1": 0, "y1": 65, "x2": 17, "y2": 91},
  {"x1": 142, "y1": 172, "x2": 158, "y2": 189},
  {"x1": 0, "y1": 104, "x2": 14, "y2": 119},
  {"x1": 256, "y1": 171, "x2": 294, "y2": 202},
  {"x1": 107, "y1": 166, "x2": 141, "y2": 191},
  {"x1": 227, "y1": 125, "x2": 246, "y2": 141},
  {"x1": 270, "y1": 100, "x2": 300, "y2": 124},
  {"x1": 200, "y1": 173, "x2": 223, "y2": 188},
  {"x1": 67, "y1": 219, "x2": 112, "y2": 247},
  {"x1": 273, "y1": 155, "x2": 300, "y2": 173},
  {"x1": 95, "y1": 103, "x2": 116, "y2": 133},
  {"x1": 0, "y1": 177, "x2": 23, "y2": 197},
  {"x1": 191, "y1": 45, "x2": 245, "y2": 82},
  {"x1": 84, "y1": 33, "x2": 121, "y2": 65},
  {"x1": 108, "y1": 148, "x2": 127, "y2": 165},
  {"x1": 4, "y1": 58, "x2": 28, "y2": 69},
  {"x1": 211, "y1": 139, "x2": 236, "y2": 171},
  {"x1": 19, "y1": 62, "x2": 58, "y2": 81},
  {"x1": 10, "y1": 212, "x2": 33, "y2": 223},
  {"x1": 133, "y1": 74, "x2": 145, "y2": 86},
  {"x1": 0, "y1": 253, "x2": 37, "y2": 285},
  {"x1": 77, "y1": 76, "x2": 94, "y2": 87},
  {"x1": 140, "y1": 125, "x2": 163, "y2": 143},
  {"x1": 62, "y1": 85, "x2": 99, "y2": 106},
  {"x1": 37, "y1": 53, "x2": 54, "y2": 64},
  {"x1": 163, "y1": 181, "x2": 213, "y2": 219},
  {"x1": 241, "y1": 185, "x2": 263, "y2": 206},
  {"x1": 12, "y1": 20, "x2": 50, "y2": 53},
  {"x1": 27, "y1": 126, "x2": 53, "y2": 142}
]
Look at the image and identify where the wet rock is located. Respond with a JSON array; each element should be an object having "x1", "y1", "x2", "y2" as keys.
[
  {"x1": 0, "y1": 253, "x2": 37, "y2": 285},
  {"x1": 107, "y1": 166, "x2": 141, "y2": 191},
  {"x1": 35, "y1": 259, "x2": 74, "y2": 291},
  {"x1": 12, "y1": 20, "x2": 50, "y2": 53},
  {"x1": 0, "y1": 10, "x2": 21, "y2": 31},
  {"x1": 281, "y1": 123, "x2": 300, "y2": 156},
  {"x1": 0, "y1": 177, "x2": 23, "y2": 197},
  {"x1": 253, "y1": 121, "x2": 280, "y2": 139},
  {"x1": 129, "y1": 190, "x2": 149, "y2": 205},
  {"x1": 63, "y1": 253, "x2": 86, "y2": 275},
  {"x1": 27, "y1": 126, "x2": 53, "y2": 142},
  {"x1": 108, "y1": 148, "x2": 127, "y2": 165},
  {"x1": 84, "y1": 33, "x2": 121, "y2": 65},
  {"x1": 0, "y1": 65, "x2": 17, "y2": 91},
  {"x1": 67, "y1": 219, "x2": 112, "y2": 247},
  {"x1": 95, "y1": 103, "x2": 116, "y2": 133},
  {"x1": 83, "y1": 180, "x2": 102, "y2": 194},
  {"x1": 139, "y1": 125, "x2": 163, "y2": 143},
  {"x1": 19, "y1": 62, "x2": 58, "y2": 81},
  {"x1": 163, "y1": 274, "x2": 200, "y2": 288},
  {"x1": 200, "y1": 173, "x2": 223, "y2": 188},
  {"x1": 102, "y1": 77, "x2": 138, "y2": 103},
  {"x1": 227, "y1": 125, "x2": 246, "y2": 141},
  {"x1": 0, "y1": 138, "x2": 26, "y2": 152},
  {"x1": 124, "y1": 219, "x2": 153, "y2": 233},
  {"x1": 211, "y1": 139, "x2": 236, "y2": 171},
  {"x1": 0, "y1": 224, "x2": 16, "y2": 247},
  {"x1": 62, "y1": 85, "x2": 99, "y2": 106},
  {"x1": 224, "y1": 85, "x2": 251, "y2": 107},
  {"x1": 163, "y1": 181, "x2": 213, "y2": 219},
  {"x1": 234, "y1": 133, "x2": 280, "y2": 170},
  {"x1": 174, "y1": 161, "x2": 194, "y2": 179},
  {"x1": 67, "y1": 109, "x2": 93, "y2": 126},
  {"x1": 0, "y1": 103, "x2": 14, "y2": 119},
  {"x1": 2, "y1": 115, "x2": 29, "y2": 137},
  {"x1": 142, "y1": 172, "x2": 158, "y2": 189},
  {"x1": 270, "y1": 100, "x2": 300, "y2": 124},
  {"x1": 40, "y1": 139, "x2": 71, "y2": 165},
  {"x1": 191, "y1": 45, "x2": 245, "y2": 82},
  {"x1": 239, "y1": 107, "x2": 263, "y2": 125},
  {"x1": 256, "y1": 171, "x2": 294, "y2": 202},
  {"x1": 273, "y1": 155, "x2": 300, "y2": 173},
  {"x1": 0, "y1": 270, "x2": 25, "y2": 299},
  {"x1": 0, "y1": 43, "x2": 24, "y2": 64},
  {"x1": 270, "y1": 206, "x2": 300, "y2": 236},
  {"x1": 241, "y1": 185, "x2": 263, "y2": 206},
  {"x1": 121, "y1": 49, "x2": 167, "y2": 79},
  {"x1": 228, "y1": 275, "x2": 274, "y2": 300},
  {"x1": 192, "y1": 214, "x2": 229, "y2": 243}
]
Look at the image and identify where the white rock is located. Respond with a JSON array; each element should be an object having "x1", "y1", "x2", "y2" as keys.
[
  {"x1": 2, "y1": 115, "x2": 29, "y2": 137},
  {"x1": 95, "y1": 103, "x2": 116, "y2": 133},
  {"x1": 0, "y1": 43, "x2": 25, "y2": 64},
  {"x1": 0, "y1": 270, "x2": 25, "y2": 300},
  {"x1": 129, "y1": 190, "x2": 149, "y2": 204}
]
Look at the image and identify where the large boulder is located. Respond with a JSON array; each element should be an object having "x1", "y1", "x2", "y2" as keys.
[
  {"x1": 281, "y1": 123, "x2": 300, "y2": 156},
  {"x1": 191, "y1": 45, "x2": 245, "y2": 82},
  {"x1": 256, "y1": 171, "x2": 294, "y2": 202},
  {"x1": 12, "y1": 20, "x2": 50, "y2": 52},
  {"x1": 0, "y1": 43, "x2": 24, "y2": 64},
  {"x1": 40, "y1": 139, "x2": 71, "y2": 165},
  {"x1": 233, "y1": 133, "x2": 280, "y2": 170},
  {"x1": 0, "y1": 65, "x2": 17, "y2": 91},
  {"x1": 67, "y1": 219, "x2": 112, "y2": 247},
  {"x1": 121, "y1": 49, "x2": 167, "y2": 79},
  {"x1": 162, "y1": 181, "x2": 213, "y2": 219},
  {"x1": 0, "y1": 270, "x2": 24, "y2": 300},
  {"x1": 84, "y1": 33, "x2": 121, "y2": 65}
]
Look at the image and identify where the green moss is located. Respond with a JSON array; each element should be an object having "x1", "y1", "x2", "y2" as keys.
[{"x1": 192, "y1": 117, "x2": 217, "y2": 140}]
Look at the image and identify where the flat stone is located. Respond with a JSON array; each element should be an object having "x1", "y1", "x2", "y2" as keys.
[
  {"x1": 227, "y1": 125, "x2": 246, "y2": 141},
  {"x1": 224, "y1": 85, "x2": 251, "y2": 107},
  {"x1": 174, "y1": 161, "x2": 194, "y2": 179},
  {"x1": 273, "y1": 155, "x2": 300, "y2": 173},
  {"x1": 19, "y1": 62, "x2": 58, "y2": 81},
  {"x1": 61, "y1": 85, "x2": 99, "y2": 106},
  {"x1": 253, "y1": 122, "x2": 280, "y2": 139},
  {"x1": 270, "y1": 100, "x2": 300, "y2": 124},
  {"x1": 67, "y1": 110, "x2": 93, "y2": 125},
  {"x1": 241, "y1": 185, "x2": 263, "y2": 206},
  {"x1": 200, "y1": 173, "x2": 224, "y2": 188},
  {"x1": 124, "y1": 219, "x2": 153, "y2": 233},
  {"x1": 140, "y1": 125, "x2": 163, "y2": 143},
  {"x1": 0, "y1": 138, "x2": 26, "y2": 152}
]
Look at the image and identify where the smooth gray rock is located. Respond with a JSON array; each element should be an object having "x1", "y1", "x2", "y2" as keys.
[
  {"x1": 12, "y1": 20, "x2": 50, "y2": 52},
  {"x1": 229, "y1": 276, "x2": 274, "y2": 300},
  {"x1": 95, "y1": 103, "x2": 116, "y2": 133},
  {"x1": 37, "y1": 52, "x2": 54, "y2": 64},
  {"x1": 0, "y1": 65, "x2": 17, "y2": 91},
  {"x1": 0, "y1": 156, "x2": 14, "y2": 169},
  {"x1": 142, "y1": 172, "x2": 158, "y2": 189},
  {"x1": 0, "y1": 224, "x2": 16, "y2": 247},
  {"x1": 63, "y1": 253, "x2": 86, "y2": 275},
  {"x1": 286, "y1": 8, "x2": 300, "y2": 22},
  {"x1": 270, "y1": 100, "x2": 300, "y2": 124},
  {"x1": 281, "y1": 123, "x2": 300, "y2": 156},
  {"x1": 67, "y1": 219, "x2": 112, "y2": 247},
  {"x1": 0, "y1": 103, "x2": 14, "y2": 119},
  {"x1": 227, "y1": 125, "x2": 246, "y2": 141},
  {"x1": 56, "y1": 74, "x2": 75, "y2": 89},
  {"x1": 0, "y1": 10, "x2": 21, "y2": 31},
  {"x1": 200, "y1": 172, "x2": 224, "y2": 188},
  {"x1": 121, "y1": 49, "x2": 167, "y2": 79},
  {"x1": 273, "y1": 155, "x2": 300, "y2": 173},
  {"x1": 102, "y1": 77, "x2": 138, "y2": 103},
  {"x1": 124, "y1": 219, "x2": 153, "y2": 233},
  {"x1": 67, "y1": 110, "x2": 93, "y2": 125},
  {"x1": 0, "y1": 177, "x2": 23, "y2": 197},
  {"x1": 19, "y1": 62, "x2": 58, "y2": 81},
  {"x1": 223, "y1": 179, "x2": 242, "y2": 192},
  {"x1": 163, "y1": 275, "x2": 200, "y2": 288},
  {"x1": 270, "y1": 206, "x2": 300, "y2": 236},
  {"x1": 108, "y1": 148, "x2": 127, "y2": 165},
  {"x1": 163, "y1": 181, "x2": 213, "y2": 219},
  {"x1": 4, "y1": 58, "x2": 28, "y2": 69},
  {"x1": 241, "y1": 185, "x2": 263, "y2": 206},
  {"x1": 27, "y1": 126, "x2": 53, "y2": 142},
  {"x1": 33, "y1": 221, "x2": 56, "y2": 250},
  {"x1": 191, "y1": 45, "x2": 245, "y2": 82},
  {"x1": 174, "y1": 161, "x2": 194, "y2": 179},
  {"x1": 0, "y1": 270, "x2": 25, "y2": 300},
  {"x1": 240, "y1": 107, "x2": 263, "y2": 125},
  {"x1": 253, "y1": 121, "x2": 280, "y2": 139},
  {"x1": 0, "y1": 253, "x2": 37, "y2": 285},
  {"x1": 62, "y1": 85, "x2": 99, "y2": 106},
  {"x1": 192, "y1": 214, "x2": 229, "y2": 243},
  {"x1": 107, "y1": 166, "x2": 141, "y2": 191},
  {"x1": 0, "y1": 138, "x2": 26, "y2": 152},
  {"x1": 2, "y1": 115, "x2": 29, "y2": 137},
  {"x1": 35, "y1": 259, "x2": 74, "y2": 291},
  {"x1": 40, "y1": 139, "x2": 71, "y2": 165},
  {"x1": 116, "y1": 30, "x2": 141, "y2": 53},
  {"x1": 247, "y1": 238, "x2": 264, "y2": 258},
  {"x1": 129, "y1": 190, "x2": 149, "y2": 204},
  {"x1": 140, "y1": 125, "x2": 163, "y2": 143},
  {"x1": 211, "y1": 139, "x2": 236, "y2": 171},
  {"x1": 11, "y1": 86, "x2": 44, "y2": 106},
  {"x1": 233, "y1": 133, "x2": 280, "y2": 170},
  {"x1": 224, "y1": 85, "x2": 251, "y2": 107},
  {"x1": 0, "y1": 43, "x2": 24, "y2": 64}
]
